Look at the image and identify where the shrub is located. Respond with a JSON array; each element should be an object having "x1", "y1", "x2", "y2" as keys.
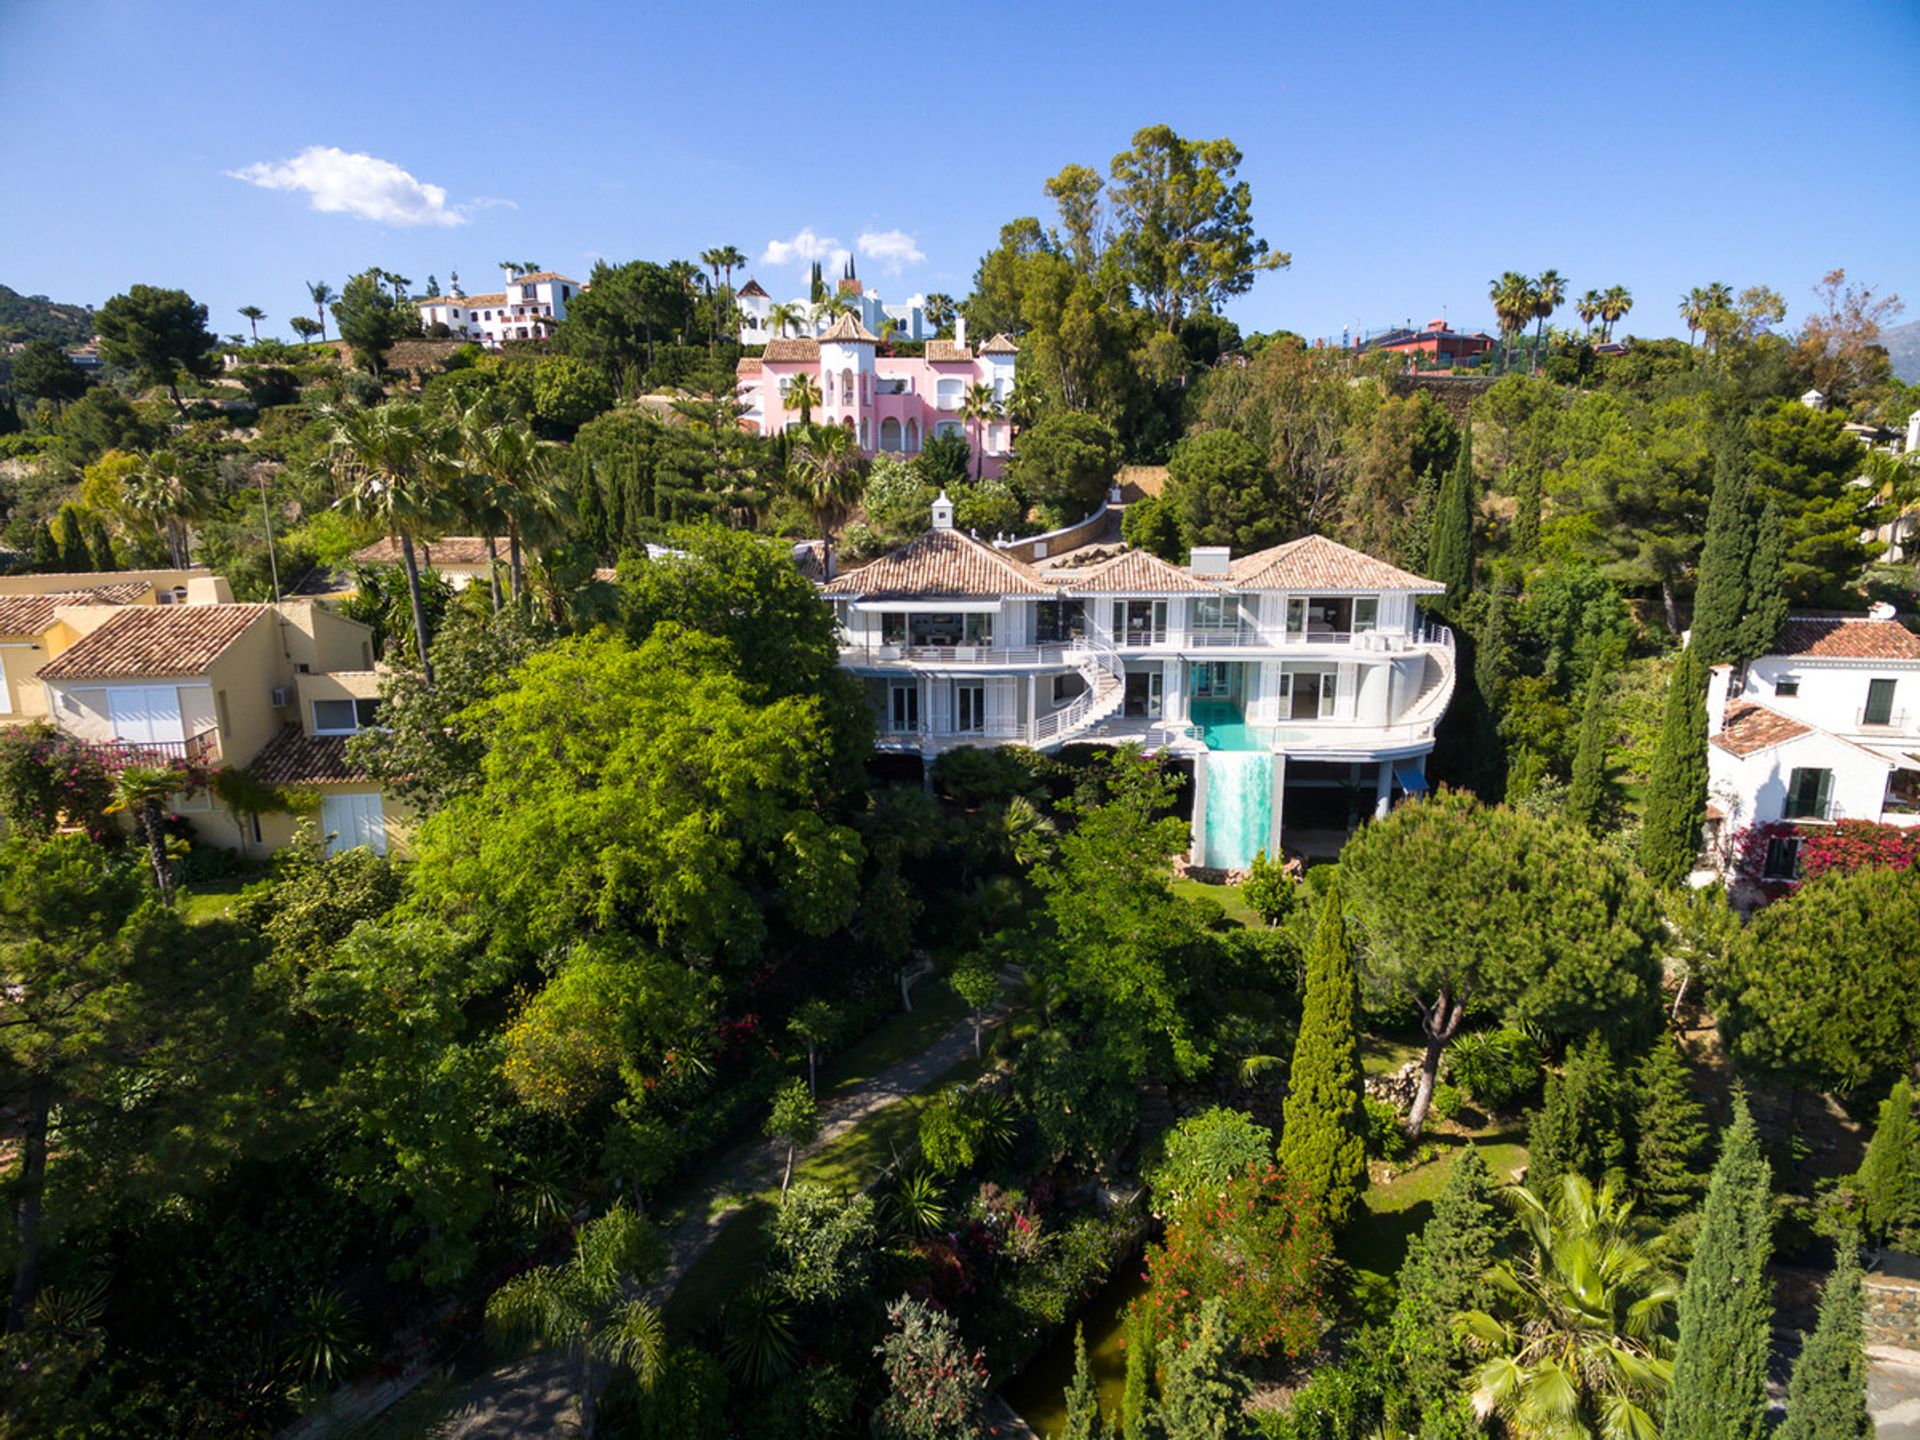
[
  {"x1": 1148, "y1": 1106, "x2": 1276, "y2": 1216},
  {"x1": 0, "y1": 723, "x2": 114, "y2": 840},
  {"x1": 1430, "y1": 1083, "x2": 1465, "y2": 1123},
  {"x1": 770, "y1": 1185, "x2": 878, "y2": 1310},
  {"x1": 1445, "y1": 1027, "x2": 1543, "y2": 1113},
  {"x1": 1364, "y1": 1098, "x2": 1410, "y2": 1161}
]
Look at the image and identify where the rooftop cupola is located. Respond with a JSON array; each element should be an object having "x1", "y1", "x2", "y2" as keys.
[{"x1": 931, "y1": 491, "x2": 955, "y2": 531}]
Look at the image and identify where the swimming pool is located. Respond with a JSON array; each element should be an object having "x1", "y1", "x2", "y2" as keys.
[{"x1": 1189, "y1": 699, "x2": 1264, "y2": 751}]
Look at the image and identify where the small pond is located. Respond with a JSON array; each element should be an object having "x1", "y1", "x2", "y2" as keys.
[{"x1": 1003, "y1": 1261, "x2": 1150, "y2": 1437}]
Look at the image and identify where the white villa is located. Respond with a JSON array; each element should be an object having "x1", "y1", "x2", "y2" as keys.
[
  {"x1": 736, "y1": 276, "x2": 933, "y2": 346},
  {"x1": 414, "y1": 269, "x2": 582, "y2": 348},
  {"x1": 823, "y1": 495, "x2": 1457, "y2": 867},
  {"x1": 1706, "y1": 613, "x2": 1920, "y2": 879}
]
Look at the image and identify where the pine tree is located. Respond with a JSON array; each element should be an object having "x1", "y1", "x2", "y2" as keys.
[
  {"x1": 1565, "y1": 658, "x2": 1613, "y2": 833},
  {"x1": 1734, "y1": 500, "x2": 1790, "y2": 661},
  {"x1": 1853, "y1": 1077, "x2": 1920, "y2": 1245},
  {"x1": 1390, "y1": 1146, "x2": 1505, "y2": 1411},
  {"x1": 1778, "y1": 1242, "x2": 1872, "y2": 1440},
  {"x1": 1689, "y1": 422, "x2": 1757, "y2": 665},
  {"x1": 1527, "y1": 1032, "x2": 1626, "y2": 1195},
  {"x1": 1630, "y1": 1036, "x2": 1709, "y2": 1216},
  {"x1": 1426, "y1": 421, "x2": 1475, "y2": 607},
  {"x1": 1666, "y1": 1093, "x2": 1774, "y2": 1440},
  {"x1": 1512, "y1": 464, "x2": 1542, "y2": 559},
  {"x1": 1120, "y1": 1302, "x2": 1153, "y2": 1440},
  {"x1": 86, "y1": 517, "x2": 117, "y2": 572},
  {"x1": 1475, "y1": 581, "x2": 1511, "y2": 710},
  {"x1": 1153, "y1": 1298, "x2": 1247, "y2": 1440},
  {"x1": 1641, "y1": 645, "x2": 1710, "y2": 888},
  {"x1": 1279, "y1": 876, "x2": 1368, "y2": 1228},
  {"x1": 1060, "y1": 1323, "x2": 1101, "y2": 1440}
]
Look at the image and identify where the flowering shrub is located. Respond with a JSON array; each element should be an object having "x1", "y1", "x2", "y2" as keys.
[
  {"x1": 1137, "y1": 1161, "x2": 1331, "y2": 1360},
  {"x1": 0, "y1": 722, "x2": 114, "y2": 839},
  {"x1": 1732, "y1": 819, "x2": 1920, "y2": 891}
]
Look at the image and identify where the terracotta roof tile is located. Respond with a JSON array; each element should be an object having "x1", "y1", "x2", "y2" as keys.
[
  {"x1": 980, "y1": 333, "x2": 1018, "y2": 355},
  {"x1": 250, "y1": 725, "x2": 369, "y2": 785},
  {"x1": 38, "y1": 605, "x2": 267, "y2": 681},
  {"x1": 0, "y1": 585, "x2": 151, "y2": 635},
  {"x1": 817, "y1": 313, "x2": 879, "y2": 344},
  {"x1": 736, "y1": 357, "x2": 764, "y2": 375},
  {"x1": 353, "y1": 536, "x2": 496, "y2": 568},
  {"x1": 503, "y1": 271, "x2": 578, "y2": 285},
  {"x1": 1047, "y1": 548, "x2": 1218, "y2": 594},
  {"x1": 823, "y1": 527, "x2": 1053, "y2": 599},
  {"x1": 763, "y1": 337, "x2": 821, "y2": 362},
  {"x1": 1711, "y1": 702, "x2": 1814, "y2": 757},
  {"x1": 738, "y1": 278, "x2": 769, "y2": 299},
  {"x1": 1775, "y1": 618, "x2": 1920, "y2": 661},
  {"x1": 924, "y1": 340, "x2": 974, "y2": 363},
  {"x1": 1228, "y1": 534, "x2": 1444, "y2": 593}
]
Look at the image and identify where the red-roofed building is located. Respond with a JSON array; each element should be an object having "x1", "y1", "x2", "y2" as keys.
[{"x1": 1364, "y1": 318, "x2": 1496, "y2": 369}]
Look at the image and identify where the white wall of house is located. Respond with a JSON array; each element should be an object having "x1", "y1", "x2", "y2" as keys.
[
  {"x1": 1708, "y1": 728, "x2": 1896, "y2": 830},
  {"x1": 1739, "y1": 655, "x2": 1920, "y2": 737}
]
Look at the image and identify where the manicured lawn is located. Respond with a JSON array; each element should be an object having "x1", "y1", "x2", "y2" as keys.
[
  {"x1": 1172, "y1": 877, "x2": 1263, "y2": 928},
  {"x1": 176, "y1": 873, "x2": 268, "y2": 925},
  {"x1": 1340, "y1": 1127, "x2": 1528, "y2": 1283},
  {"x1": 1360, "y1": 1032, "x2": 1425, "y2": 1077}
]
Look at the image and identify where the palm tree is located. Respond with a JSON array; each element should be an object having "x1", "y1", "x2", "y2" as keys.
[
  {"x1": 459, "y1": 404, "x2": 566, "y2": 606},
  {"x1": 326, "y1": 401, "x2": 455, "y2": 683},
  {"x1": 699, "y1": 247, "x2": 727, "y2": 348},
  {"x1": 124, "y1": 451, "x2": 204, "y2": 568},
  {"x1": 1679, "y1": 287, "x2": 1713, "y2": 349},
  {"x1": 782, "y1": 372, "x2": 821, "y2": 426},
  {"x1": 237, "y1": 305, "x2": 266, "y2": 343},
  {"x1": 107, "y1": 764, "x2": 193, "y2": 904},
  {"x1": 961, "y1": 382, "x2": 1003, "y2": 479},
  {"x1": 1576, "y1": 290, "x2": 1603, "y2": 338},
  {"x1": 1699, "y1": 281, "x2": 1735, "y2": 351},
  {"x1": 787, "y1": 422, "x2": 870, "y2": 579},
  {"x1": 810, "y1": 292, "x2": 857, "y2": 329},
  {"x1": 767, "y1": 301, "x2": 805, "y2": 340},
  {"x1": 1490, "y1": 272, "x2": 1539, "y2": 374},
  {"x1": 1600, "y1": 285, "x2": 1633, "y2": 343},
  {"x1": 1531, "y1": 270, "x2": 1567, "y2": 373},
  {"x1": 307, "y1": 282, "x2": 336, "y2": 343},
  {"x1": 485, "y1": 1204, "x2": 667, "y2": 1440},
  {"x1": 924, "y1": 293, "x2": 958, "y2": 337},
  {"x1": 1458, "y1": 1174, "x2": 1680, "y2": 1440}
]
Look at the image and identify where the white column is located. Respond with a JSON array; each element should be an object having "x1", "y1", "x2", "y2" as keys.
[
  {"x1": 1375, "y1": 760, "x2": 1393, "y2": 819},
  {"x1": 1189, "y1": 756, "x2": 1209, "y2": 867}
]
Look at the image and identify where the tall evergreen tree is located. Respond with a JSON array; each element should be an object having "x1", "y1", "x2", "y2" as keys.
[
  {"x1": 1853, "y1": 1077, "x2": 1920, "y2": 1245},
  {"x1": 1121, "y1": 1301, "x2": 1153, "y2": 1440},
  {"x1": 1690, "y1": 421, "x2": 1757, "y2": 666},
  {"x1": 1666, "y1": 1093, "x2": 1774, "y2": 1440},
  {"x1": 1153, "y1": 1298, "x2": 1248, "y2": 1440},
  {"x1": 1641, "y1": 645, "x2": 1710, "y2": 888},
  {"x1": 1629, "y1": 1036, "x2": 1709, "y2": 1217},
  {"x1": 1528, "y1": 1032, "x2": 1627, "y2": 1195},
  {"x1": 1778, "y1": 1242, "x2": 1872, "y2": 1440},
  {"x1": 1565, "y1": 657, "x2": 1613, "y2": 833},
  {"x1": 1279, "y1": 877, "x2": 1368, "y2": 1228},
  {"x1": 1426, "y1": 420, "x2": 1475, "y2": 607},
  {"x1": 1060, "y1": 1323, "x2": 1101, "y2": 1440},
  {"x1": 1475, "y1": 581, "x2": 1512, "y2": 711},
  {"x1": 1512, "y1": 464, "x2": 1543, "y2": 559},
  {"x1": 1390, "y1": 1146, "x2": 1505, "y2": 1413},
  {"x1": 1734, "y1": 500, "x2": 1790, "y2": 661}
]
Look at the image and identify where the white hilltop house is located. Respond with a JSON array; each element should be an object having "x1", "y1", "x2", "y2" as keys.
[
  {"x1": 414, "y1": 268, "x2": 583, "y2": 348},
  {"x1": 1705, "y1": 610, "x2": 1920, "y2": 880},
  {"x1": 821, "y1": 493, "x2": 1457, "y2": 866},
  {"x1": 736, "y1": 265, "x2": 933, "y2": 345}
]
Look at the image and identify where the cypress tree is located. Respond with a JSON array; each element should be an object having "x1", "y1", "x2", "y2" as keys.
[
  {"x1": 1279, "y1": 876, "x2": 1368, "y2": 1228},
  {"x1": 1528, "y1": 1032, "x2": 1626, "y2": 1195},
  {"x1": 29, "y1": 520, "x2": 58, "y2": 572},
  {"x1": 1120, "y1": 1301, "x2": 1152, "y2": 1440},
  {"x1": 1666, "y1": 1093, "x2": 1774, "y2": 1440},
  {"x1": 1512, "y1": 464, "x2": 1542, "y2": 560},
  {"x1": 1689, "y1": 422, "x2": 1757, "y2": 665},
  {"x1": 1060, "y1": 1323, "x2": 1100, "y2": 1440},
  {"x1": 1565, "y1": 658, "x2": 1613, "y2": 833},
  {"x1": 1641, "y1": 645, "x2": 1710, "y2": 888},
  {"x1": 1390, "y1": 1146, "x2": 1504, "y2": 1410},
  {"x1": 1629, "y1": 1036, "x2": 1709, "y2": 1217},
  {"x1": 1475, "y1": 581, "x2": 1511, "y2": 711},
  {"x1": 86, "y1": 517, "x2": 117, "y2": 572},
  {"x1": 1778, "y1": 1242, "x2": 1872, "y2": 1440},
  {"x1": 1426, "y1": 420, "x2": 1474, "y2": 607},
  {"x1": 1734, "y1": 500, "x2": 1789, "y2": 661},
  {"x1": 1853, "y1": 1077, "x2": 1920, "y2": 1246}
]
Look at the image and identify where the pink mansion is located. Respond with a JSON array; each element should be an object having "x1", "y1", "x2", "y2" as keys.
[{"x1": 734, "y1": 316, "x2": 1017, "y2": 477}]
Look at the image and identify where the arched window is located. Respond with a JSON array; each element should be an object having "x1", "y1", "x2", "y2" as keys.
[
  {"x1": 859, "y1": 418, "x2": 869, "y2": 449},
  {"x1": 906, "y1": 418, "x2": 921, "y2": 452},
  {"x1": 841, "y1": 369, "x2": 854, "y2": 406},
  {"x1": 879, "y1": 417, "x2": 902, "y2": 451}
]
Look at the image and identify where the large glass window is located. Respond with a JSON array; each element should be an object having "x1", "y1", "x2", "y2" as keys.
[
  {"x1": 1763, "y1": 834, "x2": 1802, "y2": 880},
  {"x1": 1784, "y1": 767, "x2": 1834, "y2": 820},
  {"x1": 1035, "y1": 599, "x2": 1085, "y2": 644},
  {"x1": 963, "y1": 613, "x2": 994, "y2": 646},
  {"x1": 1112, "y1": 600, "x2": 1168, "y2": 645},
  {"x1": 954, "y1": 682, "x2": 986, "y2": 733},
  {"x1": 1353, "y1": 597, "x2": 1379, "y2": 632},
  {"x1": 313, "y1": 698, "x2": 380, "y2": 734},
  {"x1": 1124, "y1": 670, "x2": 1164, "y2": 718},
  {"x1": 889, "y1": 683, "x2": 919, "y2": 733}
]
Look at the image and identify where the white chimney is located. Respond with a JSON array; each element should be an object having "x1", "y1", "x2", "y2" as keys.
[
  {"x1": 1706, "y1": 663, "x2": 1734, "y2": 736},
  {"x1": 931, "y1": 490, "x2": 955, "y2": 531},
  {"x1": 955, "y1": 315, "x2": 968, "y2": 348},
  {"x1": 1189, "y1": 546, "x2": 1231, "y2": 578}
]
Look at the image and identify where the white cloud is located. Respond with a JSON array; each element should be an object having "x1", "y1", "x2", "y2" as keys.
[
  {"x1": 761, "y1": 227, "x2": 842, "y2": 267},
  {"x1": 226, "y1": 145, "x2": 471, "y2": 227},
  {"x1": 857, "y1": 229, "x2": 925, "y2": 274}
]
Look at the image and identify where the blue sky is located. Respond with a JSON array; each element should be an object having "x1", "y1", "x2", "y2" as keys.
[{"x1": 3, "y1": 0, "x2": 1916, "y2": 346}]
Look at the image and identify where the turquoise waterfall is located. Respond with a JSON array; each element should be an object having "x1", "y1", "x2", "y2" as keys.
[{"x1": 1203, "y1": 750, "x2": 1273, "y2": 870}]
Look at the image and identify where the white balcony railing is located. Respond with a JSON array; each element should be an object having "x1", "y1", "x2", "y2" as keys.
[{"x1": 1856, "y1": 706, "x2": 1910, "y2": 730}]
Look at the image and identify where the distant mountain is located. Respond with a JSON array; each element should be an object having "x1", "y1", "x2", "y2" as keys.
[
  {"x1": 0, "y1": 284, "x2": 93, "y2": 348},
  {"x1": 1884, "y1": 318, "x2": 1920, "y2": 385}
]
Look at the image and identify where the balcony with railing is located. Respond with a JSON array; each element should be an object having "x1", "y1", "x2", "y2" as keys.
[
  {"x1": 1181, "y1": 621, "x2": 1454, "y2": 653},
  {"x1": 1856, "y1": 705, "x2": 1911, "y2": 731},
  {"x1": 80, "y1": 728, "x2": 222, "y2": 772}
]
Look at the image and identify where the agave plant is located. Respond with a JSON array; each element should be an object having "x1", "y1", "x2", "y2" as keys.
[
  {"x1": 885, "y1": 1167, "x2": 950, "y2": 1240},
  {"x1": 720, "y1": 1280, "x2": 799, "y2": 1388},
  {"x1": 283, "y1": 1288, "x2": 363, "y2": 1388}
]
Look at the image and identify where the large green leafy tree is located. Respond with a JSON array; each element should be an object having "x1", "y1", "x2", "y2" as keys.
[
  {"x1": 1338, "y1": 793, "x2": 1664, "y2": 1136},
  {"x1": 1714, "y1": 866, "x2": 1920, "y2": 1091},
  {"x1": 553, "y1": 259, "x2": 691, "y2": 375},
  {"x1": 1666, "y1": 1094, "x2": 1773, "y2": 1440},
  {"x1": 330, "y1": 267, "x2": 422, "y2": 375},
  {"x1": 10, "y1": 338, "x2": 90, "y2": 412},
  {"x1": 1639, "y1": 645, "x2": 1709, "y2": 888},
  {"x1": 872, "y1": 1296, "x2": 989, "y2": 1440},
  {"x1": 1778, "y1": 1243, "x2": 1872, "y2": 1440},
  {"x1": 1006, "y1": 411, "x2": 1123, "y2": 526},
  {"x1": 1164, "y1": 426, "x2": 1291, "y2": 553},
  {"x1": 93, "y1": 283, "x2": 216, "y2": 415},
  {"x1": 1747, "y1": 397, "x2": 1875, "y2": 603},
  {"x1": 1152, "y1": 1296, "x2": 1250, "y2": 1440},
  {"x1": 409, "y1": 628, "x2": 864, "y2": 968},
  {"x1": 1688, "y1": 421, "x2": 1791, "y2": 665},
  {"x1": 1278, "y1": 878, "x2": 1367, "y2": 1228}
]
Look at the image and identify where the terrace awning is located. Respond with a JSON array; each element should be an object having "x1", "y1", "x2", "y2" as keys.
[{"x1": 1393, "y1": 760, "x2": 1430, "y2": 794}]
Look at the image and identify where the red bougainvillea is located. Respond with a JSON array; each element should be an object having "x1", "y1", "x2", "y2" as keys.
[
  {"x1": 1136, "y1": 1161, "x2": 1331, "y2": 1360},
  {"x1": 1733, "y1": 819, "x2": 1920, "y2": 889}
]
